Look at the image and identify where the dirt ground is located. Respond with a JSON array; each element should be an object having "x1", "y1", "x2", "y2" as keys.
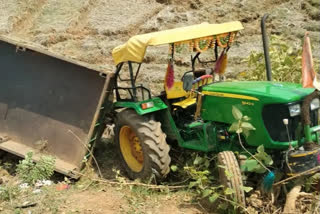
[
  {"x1": 0, "y1": 140, "x2": 205, "y2": 214},
  {"x1": 0, "y1": 0, "x2": 320, "y2": 213}
]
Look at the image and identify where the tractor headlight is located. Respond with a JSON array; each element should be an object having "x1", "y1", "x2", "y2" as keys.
[
  {"x1": 288, "y1": 104, "x2": 301, "y2": 117},
  {"x1": 310, "y1": 98, "x2": 320, "y2": 110}
]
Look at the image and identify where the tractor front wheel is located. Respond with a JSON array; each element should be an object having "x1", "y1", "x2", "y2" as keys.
[
  {"x1": 115, "y1": 109, "x2": 171, "y2": 181},
  {"x1": 217, "y1": 151, "x2": 246, "y2": 207}
]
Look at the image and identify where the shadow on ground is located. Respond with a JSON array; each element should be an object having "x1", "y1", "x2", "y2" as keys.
[{"x1": 93, "y1": 136, "x2": 122, "y2": 179}]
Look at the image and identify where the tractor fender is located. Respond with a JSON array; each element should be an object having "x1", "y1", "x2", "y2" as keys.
[{"x1": 114, "y1": 97, "x2": 168, "y2": 115}]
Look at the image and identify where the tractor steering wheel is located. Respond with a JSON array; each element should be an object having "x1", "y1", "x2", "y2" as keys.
[
  {"x1": 192, "y1": 74, "x2": 213, "y2": 84},
  {"x1": 192, "y1": 74, "x2": 213, "y2": 89},
  {"x1": 181, "y1": 68, "x2": 213, "y2": 81}
]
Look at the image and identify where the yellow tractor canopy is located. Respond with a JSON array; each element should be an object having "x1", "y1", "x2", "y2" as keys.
[{"x1": 112, "y1": 21, "x2": 243, "y2": 65}]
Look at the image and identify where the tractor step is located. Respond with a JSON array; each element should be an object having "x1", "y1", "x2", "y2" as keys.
[{"x1": 186, "y1": 121, "x2": 203, "y2": 129}]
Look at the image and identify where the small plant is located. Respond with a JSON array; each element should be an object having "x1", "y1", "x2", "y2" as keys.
[
  {"x1": 241, "y1": 145, "x2": 273, "y2": 174},
  {"x1": 172, "y1": 153, "x2": 251, "y2": 212},
  {"x1": 229, "y1": 106, "x2": 273, "y2": 173},
  {"x1": 305, "y1": 172, "x2": 320, "y2": 192},
  {"x1": 181, "y1": 154, "x2": 224, "y2": 202},
  {"x1": 183, "y1": 154, "x2": 212, "y2": 191},
  {"x1": 229, "y1": 106, "x2": 256, "y2": 138},
  {"x1": 229, "y1": 106, "x2": 275, "y2": 191},
  {"x1": 0, "y1": 184, "x2": 20, "y2": 201},
  {"x1": 16, "y1": 152, "x2": 55, "y2": 184}
]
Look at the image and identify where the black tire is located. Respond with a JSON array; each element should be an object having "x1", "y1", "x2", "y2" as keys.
[
  {"x1": 217, "y1": 151, "x2": 246, "y2": 207},
  {"x1": 115, "y1": 109, "x2": 171, "y2": 181}
]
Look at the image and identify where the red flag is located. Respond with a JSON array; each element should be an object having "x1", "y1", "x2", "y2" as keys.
[
  {"x1": 165, "y1": 60, "x2": 174, "y2": 89},
  {"x1": 302, "y1": 32, "x2": 315, "y2": 88}
]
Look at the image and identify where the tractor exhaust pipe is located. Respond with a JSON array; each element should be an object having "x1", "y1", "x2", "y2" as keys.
[{"x1": 261, "y1": 14, "x2": 272, "y2": 81}]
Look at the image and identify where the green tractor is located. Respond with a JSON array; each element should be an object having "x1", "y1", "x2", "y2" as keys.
[{"x1": 106, "y1": 16, "x2": 320, "y2": 205}]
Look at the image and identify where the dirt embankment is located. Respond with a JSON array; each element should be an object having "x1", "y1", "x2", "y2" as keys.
[{"x1": 0, "y1": 0, "x2": 319, "y2": 88}]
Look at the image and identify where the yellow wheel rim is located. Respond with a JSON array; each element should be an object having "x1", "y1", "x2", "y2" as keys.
[{"x1": 119, "y1": 125, "x2": 144, "y2": 172}]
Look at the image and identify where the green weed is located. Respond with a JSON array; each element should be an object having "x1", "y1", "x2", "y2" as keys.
[
  {"x1": 0, "y1": 183, "x2": 20, "y2": 202},
  {"x1": 16, "y1": 152, "x2": 55, "y2": 185},
  {"x1": 239, "y1": 35, "x2": 319, "y2": 83}
]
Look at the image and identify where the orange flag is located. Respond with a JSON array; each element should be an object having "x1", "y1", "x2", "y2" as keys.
[
  {"x1": 214, "y1": 50, "x2": 228, "y2": 75},
  {"x1": 302, "y1": 32, "x2": 315, "y2": 88}
]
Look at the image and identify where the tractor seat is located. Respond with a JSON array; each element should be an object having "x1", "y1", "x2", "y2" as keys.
[
  {"x1": 164, "y1": 81, "x2": 196, "y2": 109},
  {"x1": 170, "y1": 74, "x2": 213, "y2": 109},
  {"x1": 165, "y1": 69, "x2": 213, "y2": 100},
  {"x1": 165, "y1": 81, "x2": 188, "y2": 99}
]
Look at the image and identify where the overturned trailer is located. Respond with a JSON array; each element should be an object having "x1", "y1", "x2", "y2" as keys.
[{"x1": 0, "y1": 35, "x2": 114, "y2": 177}]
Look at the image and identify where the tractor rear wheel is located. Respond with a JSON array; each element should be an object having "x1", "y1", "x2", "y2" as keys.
[
  {"x1": 217, "y1": 151, "x2": 246, "y2": 207},
  {"x1": 115, "y1": 109, "x2": 171, "y2": 181}
]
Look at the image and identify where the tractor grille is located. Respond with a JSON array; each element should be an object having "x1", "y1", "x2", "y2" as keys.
[{"x1": 262, "y1": 103, "x2": 319, "y2": 142}]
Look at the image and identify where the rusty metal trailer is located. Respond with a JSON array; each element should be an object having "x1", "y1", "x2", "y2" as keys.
[{"x1": 0, "y1": 35, "x2": 114, "y2": 177}]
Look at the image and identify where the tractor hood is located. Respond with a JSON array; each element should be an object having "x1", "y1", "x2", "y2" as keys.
[{"x1": 202, "y1": 81, "x2": 314, "y2": 103}]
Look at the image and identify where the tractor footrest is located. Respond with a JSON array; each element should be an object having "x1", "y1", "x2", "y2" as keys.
[
  {"x1": 186, "y1": 121, "x2": 203, "y2": 129},
  {"x1": 172, "y1": 97, "x2": 196, "y2": 109}
]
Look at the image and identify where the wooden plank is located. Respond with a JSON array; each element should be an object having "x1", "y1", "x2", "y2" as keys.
[{"x1": 87, "y1": 73, "x2": 115, "y2": 141}]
